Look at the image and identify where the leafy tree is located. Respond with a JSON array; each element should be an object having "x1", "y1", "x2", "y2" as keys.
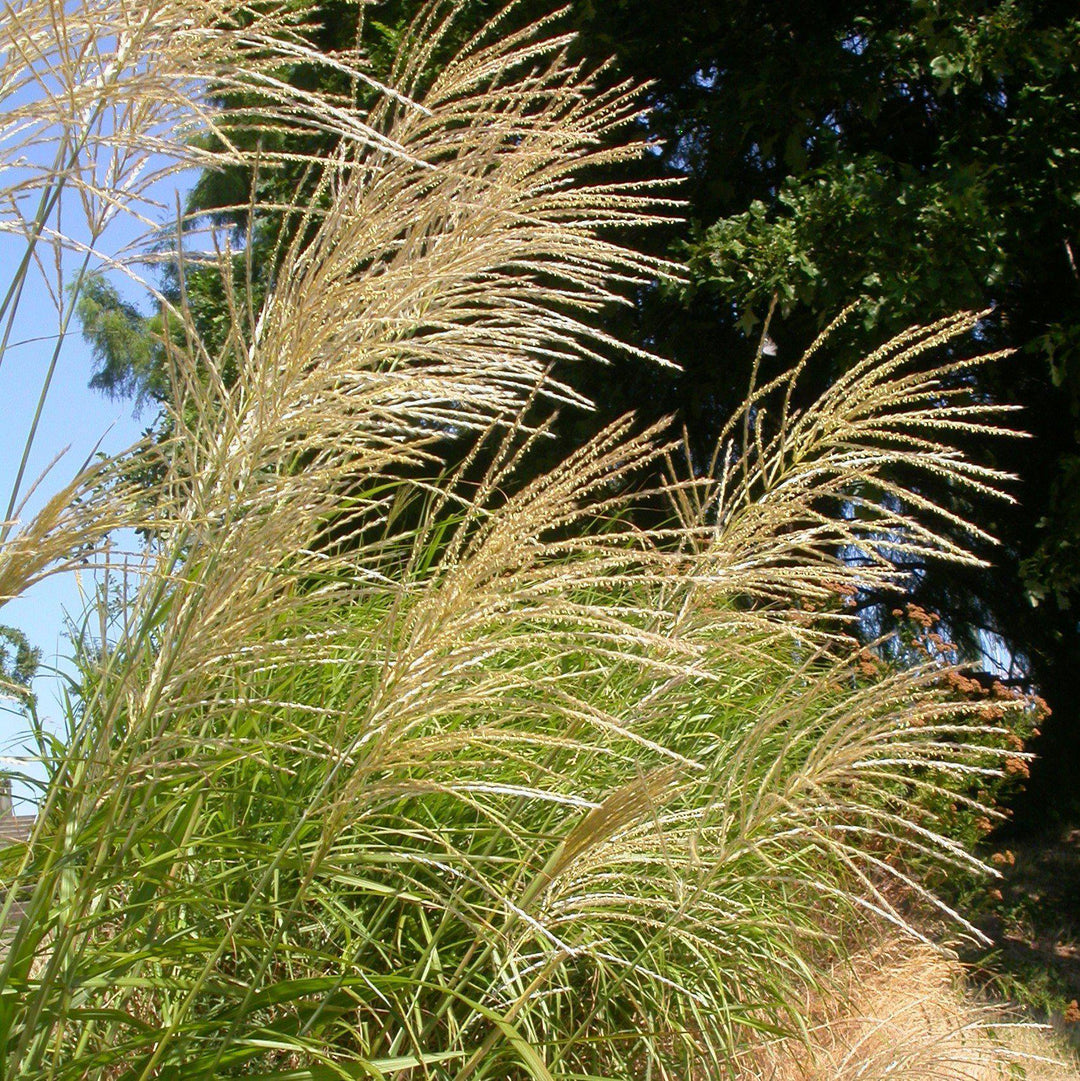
[
  {"x1": 0, "y1": 625, "x2": 39, "y2": 707},
  {"x1": 642, "y1": 0, "x2": 1080, "y2": 825}
]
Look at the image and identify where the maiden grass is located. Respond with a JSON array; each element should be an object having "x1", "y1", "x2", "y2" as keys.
[{"x1": 0, "y1": 1, "x2": 1030, "y2": 1077}]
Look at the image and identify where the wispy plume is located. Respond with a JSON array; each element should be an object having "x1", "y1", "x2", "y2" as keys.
[{"x1": 0, "y1": 3, "x2": 1035, "y2": 1079}]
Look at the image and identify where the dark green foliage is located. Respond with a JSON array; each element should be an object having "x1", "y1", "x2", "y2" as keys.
[
  {"x1": 0, "y1": 624, "x2": 40, "y2": 710},
  {"x1": 78, "y1": 276, "x2": 166, "y2": 403}
]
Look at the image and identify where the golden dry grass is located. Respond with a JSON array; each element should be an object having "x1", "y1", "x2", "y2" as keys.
[{"x1": 737, "y1": 936, "x2": 1080, "y2": 1081}]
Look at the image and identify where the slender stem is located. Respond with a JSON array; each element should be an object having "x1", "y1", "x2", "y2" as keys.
[
  {"x1": 739, "y1": 291, "x2": 778, "y2": 485},
  {"x1": 0, "y1": 138, "x2": 73, "y2": 375},
  {"x1": 1, "y1": 249, "x2": 95, "y2": 540}
]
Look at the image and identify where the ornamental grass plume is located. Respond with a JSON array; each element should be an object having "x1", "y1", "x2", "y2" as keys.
[{"x1": 0, "y1": 1, "x2": 1034, "y2": 1078}]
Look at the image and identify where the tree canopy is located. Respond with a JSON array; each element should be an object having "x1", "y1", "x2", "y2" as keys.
[{"x1": 81, "y1": 0, "x2": 1080, "y2": 824}]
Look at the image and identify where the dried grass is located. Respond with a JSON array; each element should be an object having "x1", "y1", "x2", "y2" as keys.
[{"x1": 738, "y1": 936, "x2": 1080, "y2": 1081}]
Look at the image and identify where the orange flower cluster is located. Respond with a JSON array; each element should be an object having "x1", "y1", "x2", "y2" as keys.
[
  {"x1": 1004, "y1": 757, "x2": 1030, "y2": 778},
  {"x1": 943, "y1": 669, "x2": 985, "y2": 696},
  {"x1": 824, "y1": 579, "x2": 858, "y2": 598},
  {"x1": 856, "y1": 649, "x2": 880, "y2": 679},
  {"x1": 925, "y1": 631, "x2": 959, "y2": 652},
  {"x1": 905, "y1": 603, "x2": 937, "y2": 628}
]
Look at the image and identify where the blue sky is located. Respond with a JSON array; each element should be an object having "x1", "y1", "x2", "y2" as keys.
[
  {"x1": 0, "y1": 227, "x2": 155, "y2": 806},
  {"x1": 0, "y1": 48, "x2": 201, "y2": 806}
]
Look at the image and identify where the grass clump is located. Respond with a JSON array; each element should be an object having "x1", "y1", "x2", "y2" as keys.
[{"x1": 0, "y1": 1, "x2": 1036, "y2": 1077}]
